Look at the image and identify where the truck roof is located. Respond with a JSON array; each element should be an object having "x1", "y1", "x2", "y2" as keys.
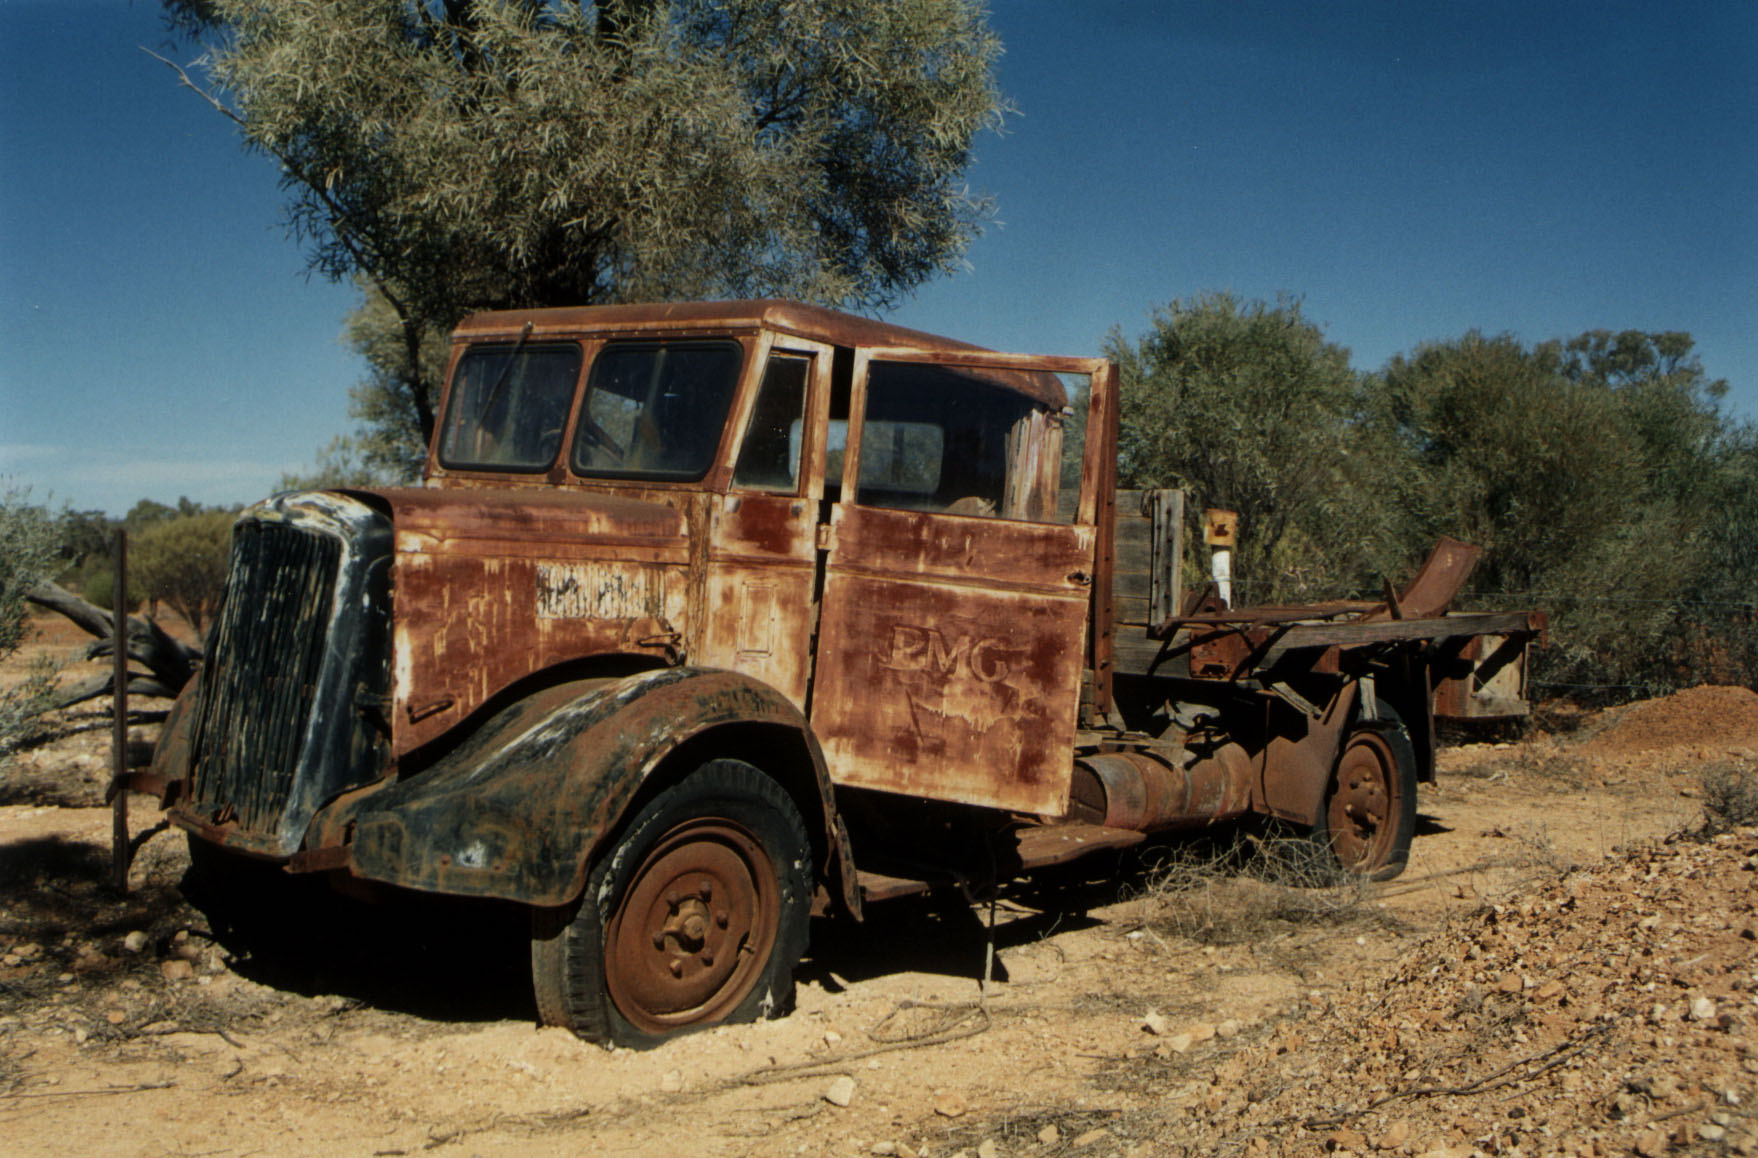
[{"x1": 453, "y1": 299, "x2": 994, "y2": 355}]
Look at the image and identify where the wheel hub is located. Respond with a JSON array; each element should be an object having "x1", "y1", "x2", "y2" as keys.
[
  {"x1": 605, "y1": 820, "x2": 780, "y2": 1034},
  {"x1": 1327, "y1": 730, "x2": 1398, "y2": 871}
]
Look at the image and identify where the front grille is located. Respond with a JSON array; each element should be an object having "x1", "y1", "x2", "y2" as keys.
[{"x1": 188, "y1": 520, "x2": 341, "y2": 834}]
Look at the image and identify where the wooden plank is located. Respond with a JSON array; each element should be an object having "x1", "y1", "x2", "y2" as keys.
[
  {"x1": 1257, "y1": 611, "x2": 1545, "y2": 666},
  {"x1": 1113, "y1": 535, "x2": 1154, "y2": 575},
  {"x1": 1111, "y1": 632, "x2": 1168, "y2": 676},
  {"x1": 1113, "y1": 594, "x2": 1152, "y2": 627},
  {"x1": 1149, "y1": 489, "x2": 1185, "y2": 626},
  {"x1": 1015, "y1": 823, "x2": 1147, "y2": 869}
]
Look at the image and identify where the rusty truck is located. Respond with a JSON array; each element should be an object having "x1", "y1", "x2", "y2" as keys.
[{"x1": 141, "y1": 300, "x2": 1543, "y2": 1046}]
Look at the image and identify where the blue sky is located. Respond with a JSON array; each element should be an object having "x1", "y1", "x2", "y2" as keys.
[{"x1": 3, "y1": 1, "x2": 1754, "y2": 515}]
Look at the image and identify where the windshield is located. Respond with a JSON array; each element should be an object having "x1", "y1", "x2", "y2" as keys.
[
  {"x1": 571, "y1": 341, "x2": 743, "y2": 480},
  {"x1": 438, "y1": 343, "x2": 582, "y2": 472}
]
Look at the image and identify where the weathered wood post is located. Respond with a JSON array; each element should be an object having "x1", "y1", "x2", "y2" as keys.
[{"x1": 109, "y1": 530, "x2": 129, "y2": 892}]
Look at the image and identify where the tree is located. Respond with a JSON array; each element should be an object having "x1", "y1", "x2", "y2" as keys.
[
  {"x1": 1373, "y1": 329, "x2": 1740, "y2": 695},
  {"x1": 0, "y1": 489, "x2": 65, "y2": 756},
  {"x1": 1108, "y1": 293, "x2": 1405, "y2": 604},
  {"x1": 160, "y1": 0, "x2": 1008, "y2": 454},
  {"x1": 131, "y1": 510, "x2": 237, "y2": 636}
]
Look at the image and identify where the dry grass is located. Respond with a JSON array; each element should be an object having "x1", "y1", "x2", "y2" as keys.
[
  {"x1": 1130, "y1": 836, "x2": 1407, "y2": 948},
  {"x1": 1696, "y1": 758, "x2": 1758, "y2": 836}
]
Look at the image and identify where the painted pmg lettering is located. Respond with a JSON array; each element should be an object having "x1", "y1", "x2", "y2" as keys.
[{"x1": 881, "y1": 624, "x2": 1013, "y2": 683}]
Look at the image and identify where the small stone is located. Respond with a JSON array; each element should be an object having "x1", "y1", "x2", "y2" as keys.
[
  {"x1": 1689, "y1": 996, "x2": 1717, "y2": 1022},
  {"x1": 1496, "y1": 973, "x2": 1524, "y2": 994},
  {"x1": 660, "y1": 1070, "x2": 683, "y2": 1093},
  {"x1": 1534, "y1": 979, "x2": 1565, "y2": 1001},
  {"x1": 1071, "y1": 1129, "x2": 1109, "y2": 1148},
  {"x1": 1185, "y1": 1022, "x2": 1217, "y2": 1045},
  {"x1": 72, "y1": 1027, "x2": 89, "y2": 1044},
  {"x1": 1634, "y1": 1129, "x2": 1668, "y2": 1158},
  {"x1": 1216, "y1": 1019, "x2": 1241, "y2": 1038},
  {"x1": 122, "y1": 931, "x2": 149, "y2": 954},
  {"x1": 976, "y1": 1141, "x2": 1000, "y2": 1158},
  {"x1": 1141, "y1": 1009, "x2": 1169, "y2": 1035},
  {"x1": 105, "y1": 1009, "x2": 126, "y2": 1025},
  {"x1": 1166, "y1": 1032, "x2": 1194, "y2": 1053},
  {"x1": 824, "y1": 1075, "x2": 857, "y2": 1107},
  {"x1": 871, "y1": 1144, "x2": 897, "y2": 1156},
  {"x1": 933, "y1": 1091, "x2": 968, "y2": 1118},
  {"x1": 1037, "y1": 1124, "x2": 1060, "y2": 1145},
  {"x1": 160, "y1": 959, "x2": 195, "y2": 982},
  {"x1": 825, "y1": 1030, "x2": 844, "y2": 1047},
  {"x1": 1699, "y1": 1123, "x2": 1727, "y2": 1142},
  {"x1": 1376, "y1": 1120, "x2": 1411, "y2": 1149},
  {"x1": 1327, "y1": 1127, "x2": 1369, "y2": 1152}
]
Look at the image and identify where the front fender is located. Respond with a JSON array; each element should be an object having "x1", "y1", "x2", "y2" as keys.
[{"x1": 327, "y1": 667, "x2": 856, "y2": 912}]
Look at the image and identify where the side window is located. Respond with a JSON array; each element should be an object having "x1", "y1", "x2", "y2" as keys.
[
  {"x1": 438, "y1": 343, "x2": 582, "y2": 472},
  {"x1": 732, "y1": 353, "x2": 810, "y2": 492},
  {"x1": 571, "y1": 341, "x2": 742, "y2": 481},
  {"x1": 853, "y1": 361, "x2": 1087, "y2": 523}
]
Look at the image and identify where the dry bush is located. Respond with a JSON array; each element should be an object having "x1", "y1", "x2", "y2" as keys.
[
  {"x1": 1698, "y1": 759, "x2": 1758, "y2": 836},
  {"x1": 1132, "y1": 837, "x2": 1404, "y2": 947}
]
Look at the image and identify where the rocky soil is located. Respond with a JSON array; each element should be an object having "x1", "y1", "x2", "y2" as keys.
[{"x1": 2, "y1": 610, "x2": 1756, "y2": 1156}]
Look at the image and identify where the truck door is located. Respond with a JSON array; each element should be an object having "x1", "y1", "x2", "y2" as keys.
[
  {"x1": 808, "y1": 349, "x2": 1110, "y2": 815},
  {"x1": 697, "y1": 335, "x2": 833, "y2": 711}
]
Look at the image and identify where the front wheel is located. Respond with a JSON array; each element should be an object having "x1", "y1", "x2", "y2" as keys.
[
  {"x1": 530, "y1": 760, "x2": 812, "y2": 1048},
  {"x1": 1309, "y1": 710, "x2": 1419, "y2": 881}
]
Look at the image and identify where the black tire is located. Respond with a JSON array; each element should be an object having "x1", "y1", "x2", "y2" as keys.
[
  {"x1": 530, "y1": 760, "x2": 812, "y2": 1048},
  {"x1": 1308, "y1": 705, "x2": 1419, "y2": 882}
]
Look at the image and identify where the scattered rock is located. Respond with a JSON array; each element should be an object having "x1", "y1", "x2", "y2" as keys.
[
  {"x1": 932, "y1": 1091, "x2": 969, "y2": 1118},
  {"x1": 1141, "y1": 1009, "x2": 1169, "y2": 1035},
  {"x1": 1326, "y1": 1127, "x2": 1368, "y2": 1151},
  {"x1": 1375, "y1": 1120, "x2": 1410, "y2": 1149},
  {"x1": 159, "y1": 959, "x2": 195, "y2": 982},
  {"x1": 976, "y1": 1140, "x2": 1001, "y2": 1158},
  {"x1": 1071, "y1": 1128, "x2": 1109, "y2": 1148},
  {"x1": 1036, "y1": 1123, "x2": 1060, "y2": 1145},
  {"x1": 122, "y1": 931, "x2": 148, "y2": 953},
  {"x1": 1689, "y1": 996, "x2": 1717, "y2": 1022},
  {"x1": 824, "y1": 1075, "x2": 857, "y2": 1107}
]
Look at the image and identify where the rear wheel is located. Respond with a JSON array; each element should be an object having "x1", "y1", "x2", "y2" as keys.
[
  {"x1": 1309, "y1": 709, "x2": 1418, "y2": 881},
  {"x1": 531, "y1": 760, "x2": 811, "y2": 1047}
]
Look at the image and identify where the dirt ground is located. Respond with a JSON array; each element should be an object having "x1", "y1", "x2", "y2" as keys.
[{"x1": 3, "y1": 609, "x2": 1756, "y2": 1156}]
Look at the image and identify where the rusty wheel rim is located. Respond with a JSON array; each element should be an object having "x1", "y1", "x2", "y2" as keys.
[
  {"x1": 1326, "y1": 731, "x2": 1399, "y2": 871},
  {"x1": 605, "y1": 819, "x2": 780, "y2": 1035}
]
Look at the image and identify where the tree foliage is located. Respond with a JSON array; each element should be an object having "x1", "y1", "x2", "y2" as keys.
[
  {"x1": 1107, "y1": 294, "x2": 1407, "y2": 604},
  {"x1": 162, "y1": 0, "x2": 1008, "y2": 455},
  {"x1": 0, "y1": 489, "x2": 65, "y2": 757},
  {"x1": 130, "y1": 510, "x2": 237, "y2": 636},
  {"x1": 1373, "y1": 329, "x2": 1739, "y2": 692},
  {"x1": 1114, "y1": 300, "x2": 1752, "y2": 698}
]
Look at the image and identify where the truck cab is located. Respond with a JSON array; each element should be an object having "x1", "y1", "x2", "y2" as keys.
[{"x1": 152, "y1": 300, "x2": 1539, "y2": 1046}]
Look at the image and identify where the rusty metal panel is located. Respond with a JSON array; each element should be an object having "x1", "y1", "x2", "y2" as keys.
[
  {"x1": 697, "y1": 493, "x2": 819, "y2": 709},
  {"x1": 1434, "y1": 633, "x2": 1532, "y2": 719},
  {"x1": 381, "y1": 488, "x2": 692, "y2": 754},
  {"x1": 1259, "y1": 681, "x2": 1359, "y2": 826},
  {"x1": 811, "y1": 504, "x2": 1093, "y2": 815}
]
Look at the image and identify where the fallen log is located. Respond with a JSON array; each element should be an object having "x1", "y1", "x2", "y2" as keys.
[{"x1": 26, "y1": 581, "x2": 201, "y2": 696}]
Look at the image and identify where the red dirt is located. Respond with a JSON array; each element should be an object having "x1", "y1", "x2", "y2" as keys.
[{"x1": 1584, "y1": 685, "x2": 1758, "y2": 755}]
